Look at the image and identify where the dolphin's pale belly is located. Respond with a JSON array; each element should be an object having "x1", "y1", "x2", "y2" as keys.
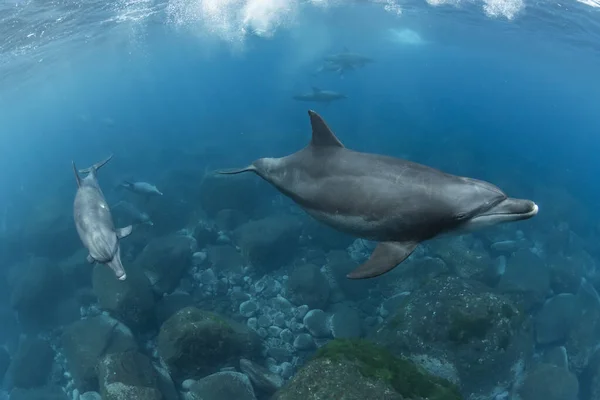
[
  {"x1": 303, "y1": 206, "x2": 403, "y2": 241},
  {"x1": 74, "y1": 186, "x2": 118, "y2": 263}
]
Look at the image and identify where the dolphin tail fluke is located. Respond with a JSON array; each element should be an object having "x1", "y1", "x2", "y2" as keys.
[
  {"x1": 347, "y1": 241, "x2": 418, "y2": 279},
  {"x1": 216, "y1": 166, "x2": 257, "y2": 175},
  {"x1": 79, "y1": 154, "x2": 113, "y2": 175}
]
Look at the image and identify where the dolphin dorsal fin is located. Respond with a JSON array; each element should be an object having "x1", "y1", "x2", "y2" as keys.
[
  {"x1": 307, "y1": 110, "x2": 344, "y2": 148},
  {"x1": 311, "y1": 86, "x2": 321, "y2": 93}
]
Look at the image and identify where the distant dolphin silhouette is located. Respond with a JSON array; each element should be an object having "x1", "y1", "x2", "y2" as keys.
[
  {"x1": 217, "y1": 110, "x2": 538, "y2": 279},
  {"x1": 73, "y1": 155, "x2": 132, "y2": 280},
  {"x1": 292, "y1": 87, "x2": 347, "y2": 104}
]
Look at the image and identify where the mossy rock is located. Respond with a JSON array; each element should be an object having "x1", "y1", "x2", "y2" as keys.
[
  {"x1": 157, "y1": 306, "x2": 260, "y2": 383},
  {"x1": 313, "y1": 339, "x2": 463, "y2": 400}
]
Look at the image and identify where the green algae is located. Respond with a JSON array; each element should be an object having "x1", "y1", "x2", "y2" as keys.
[{"x1": 314, "y1": 339, "x2": 463, "y2": 400}]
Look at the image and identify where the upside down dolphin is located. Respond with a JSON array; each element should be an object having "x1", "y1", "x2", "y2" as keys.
[
  {"x1": 218, "y1": 110, "x2": 539, "y2": 279},
  {"x1": 73, "y1": 155, "x2": 132, "y2": 280}
]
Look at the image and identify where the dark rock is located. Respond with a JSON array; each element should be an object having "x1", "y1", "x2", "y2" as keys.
[
  {"x1": 535, "y1": 294, "x2": 578, "y2": 345},
  {"x1": 215, "y1": 209, "x2": 248, "y2": 231},
  {"x1": 326, "y1": 252, "x2": 375, "y2": 301},
  {"x1": 188, "y1": 371, "x2": 257, "y2": 400},
  {"x1": 62, "y1": 315, "x2": 138, "y2": 392},
  {"x1": 206, "y1": 245, "x2": 245, "y2": 274},
  {"x1": 157, "y1": 306, "x2": 261, "y2": 383},
  {"x1": 273, "y1": 339, "x2": 461, "y2": 400},
  {"x1": 518, "y1": 363, "x2": 578, "y2": 400},
  {"x1": 92, "y1": 263, "x2": 156, "y2": 331},
  {"x1": 8, "y1": 257, "x2": 71, "y2": 333},
  {"x1": 155, "y1": 292, "x2": 194, "y2": 326},
  {"x1": 239, "y1": 358, "x2": 283, "y2": 394},
  {"x1": 5, "y1": 337, "x2": 54, "y2": 390},
  {"x1": 97, "y1": 351, "x2": 162, "y2": 400},
  {"x1": 8, "y1": 385, "x2": 69, "y2": 400},
  {"x1": 134, "y1": 234, "x2": 195, "y2": 295},
  {"x1": 303, "y1": 310, "x2": 331, "y2": 338},
  {"x1": 372, "y1": 275, "x2": 532, "y2": 397},
  {"x1": 330, "y1": 307, "x2": 362, "y2": 339},
  {"x1": 286, "y1": 264, "x2": 330, "y2": 309},
  {"x1": 498, "y1": 249, "x2": 550, "y2": 310},
  {"x1": 233, "y1": 216, "x2": 302, "y2": 272},
  {"x1": 193, "y1": 222, "x2": 219, "y2": 248}
]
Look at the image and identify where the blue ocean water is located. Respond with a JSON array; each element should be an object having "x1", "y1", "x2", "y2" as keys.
[{"x1": 1, "y1": 0, "x2": 600, "y2": 399}]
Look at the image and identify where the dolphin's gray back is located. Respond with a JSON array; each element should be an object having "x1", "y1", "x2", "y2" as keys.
[{"x1": 259, "y1": 146, "x2": 506, "y2": 242}]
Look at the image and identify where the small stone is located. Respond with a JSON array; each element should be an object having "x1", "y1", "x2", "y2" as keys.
[
  {"x1": 182, "y1": 379, "x2": 196, "y2": 391},
  {"x1": 247, "y1": 318, "x2": 258, "y2": 330},
  {"x1": 303, "y1": 309, "x2": 331, "y2": 338},
  {"x1": 268, "y1": 326, "x2": 283, "y2": 338},
  {"x1": 293, "y1": 334, "x2": 316, "y2": 350},
  {"x1": 272, "y1": 312, "x2": 287, "y2": 328},
  {"x1": 294, "y1": 305, "x2": 309, "y2": 320},
  {"x1": 280, "y1": 362, "x2": 294, "y2": 379},
  {"x1": 279, "y1": 329, "x2": 294, "y2": 343},
  {"x1": 257, "y1": 328, "x2": 268, "y2": 338},
  {"x1": 258, "y1": 315, "x2": 272, "y2": 328},
  {"x1": 240, "y1": 300, "x2": 259, "y2": 318}
]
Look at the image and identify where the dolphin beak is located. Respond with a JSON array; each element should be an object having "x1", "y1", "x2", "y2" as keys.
[
  {"x1": 488, "y1": 198, "x2": 538, "y2": 219},
  {"x1": 107, "y1": 251, "x2": 127, "y2": 280}
]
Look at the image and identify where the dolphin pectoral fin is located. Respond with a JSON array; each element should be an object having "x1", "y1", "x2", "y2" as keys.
[
  {"x1": 86, "y1": 254, "x2": 95, "y2": 264},
  {"x1": 347, "y1": 241, "x2": 418, "y2": 279},
  {"x1": 216, "y1": 165, "x2": 257, "y2": 175},
  {"x1": 116, "y1": 225, "x2": 133, "y2": 239}
]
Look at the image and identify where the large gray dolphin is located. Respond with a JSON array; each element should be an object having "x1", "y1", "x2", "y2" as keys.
[
  {"x1": 218, "y1": 110, "x2": 539, "y2": 279},
  {"x1": 72, "y1": 155, "x2": 132, "y2": 280}
]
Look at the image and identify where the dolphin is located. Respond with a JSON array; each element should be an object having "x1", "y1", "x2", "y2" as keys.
[
  {"x1": 323, "y1": 47, "x2": 374, "y2": 69},
  {"x1": 292, "y1": 87, "x2": 347, "y2": 104},
  {"x1": 120, "y1": 181, "x2": 163, "y2": 196},
  {"x1": 217, "y1": 110, "x2": 539, "y2": 279},
  {"x1": 73, "y1": 155, "x2": 133, "y2": 280}
]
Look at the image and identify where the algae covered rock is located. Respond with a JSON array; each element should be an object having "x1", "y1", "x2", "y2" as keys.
[
  {"x1": 157, "y1": 306, "x2": 261, "y2": 383},
  {"x1": 273, "y1": 339, "x2": 462, "y2": 400},
  {"x1": 372, "y1": 276, "x2": 532, "y2": 397},
  {"x1": 97, "y1": 351, "x2": 163, "y2": 400}
]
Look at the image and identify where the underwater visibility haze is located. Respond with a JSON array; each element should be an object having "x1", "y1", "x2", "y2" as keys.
[{"x1": 1, "y1": 0, "x2": 600, "y2": 399}]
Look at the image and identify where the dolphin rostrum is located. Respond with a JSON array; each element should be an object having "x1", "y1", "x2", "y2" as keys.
[
  {"x1": 218, "y1": 110, "x2": 539, "y2": 279},
  {"x1": 73, "y1": 155, "x2": 133, "y2": 280}
]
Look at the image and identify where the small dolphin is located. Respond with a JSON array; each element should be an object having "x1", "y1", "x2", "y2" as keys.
[
  {"x1": 217, "y1": 110, "x2": 539, "y2": 279},
  {"x1": 112, "y1": 200, "x2": 154, "y2": 226},
  {"x1": 323, "y1": 47, "x2": 374, "y2": 69},
  {"x1": 120, "y1": 181, "x2": 163, "y2": 196},
  {"x1": 292, "y1": 87, "x2": 347, "y2": 104},
  {"x1": 73, "y1": 155, "x2": 133, "y2": 280}
]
